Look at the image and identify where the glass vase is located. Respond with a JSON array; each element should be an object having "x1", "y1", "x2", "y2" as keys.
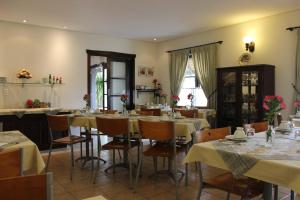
[{"x1": 265, "y1": 125, "x2": 275, "y2": 147}]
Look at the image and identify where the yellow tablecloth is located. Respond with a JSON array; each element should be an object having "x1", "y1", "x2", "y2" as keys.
[
  {"x1": 70, "y1": 114, "x2": 209, "y2": 142},
  {"x1": 184, "y1": 135, "x2": 300, "y2": 194},
  {"x1": 0, "y1": 131, "x2": 45, "y2": 174}
]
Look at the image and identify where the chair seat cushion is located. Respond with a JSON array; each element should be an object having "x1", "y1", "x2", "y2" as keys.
[
  {"x1": 53, "y1": 135, "x2": 87, "y2": 144},
  {"x1": 102, "y1": 140, "x2": 139, "y2": 150},
  {"x1": 205, "y1": 172, "x2": 264, "y2": 198},
  {"x1": 143, "y1": 143, "x2": 184, "y2": 157}
]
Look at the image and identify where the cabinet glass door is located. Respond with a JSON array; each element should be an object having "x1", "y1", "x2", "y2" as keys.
[
  {"x1": 220, "y1": 71, "x2": 236, "y2": 125},
  {"x1": 241, "y1": 71, "x2": 258, "y2": 124}
]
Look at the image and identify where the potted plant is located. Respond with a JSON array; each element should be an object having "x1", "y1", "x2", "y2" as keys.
[{"x1": 187, "y1": 93, "x2": 194, "y2": 108}]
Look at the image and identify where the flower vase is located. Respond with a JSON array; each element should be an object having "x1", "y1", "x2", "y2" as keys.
[
  {"x1": 122, "y1": 104, "x2": 128, "y2": 116},
  {"x1": 265, "y1": 125, "x2": 275, "y2": 147},
  {"x1": 190, "y1": 100, "x2": 194, "y2": 108}
]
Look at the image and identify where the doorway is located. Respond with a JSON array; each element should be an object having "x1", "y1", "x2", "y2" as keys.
[{"x1": 87, "y1": 50, "x2": 135, "y2": 111}]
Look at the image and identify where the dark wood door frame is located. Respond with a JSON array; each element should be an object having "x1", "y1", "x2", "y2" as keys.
[{"x1": 86, "y1": 50, "x2": 136, "y2": 109}]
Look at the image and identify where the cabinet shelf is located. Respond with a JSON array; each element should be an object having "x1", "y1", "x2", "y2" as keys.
[
  {"x1": 0, "y1": 82, "x2": 65, "y2": 88},
  {"x1": 136, "y1": 88, "x2": 161, "y2": 98}
]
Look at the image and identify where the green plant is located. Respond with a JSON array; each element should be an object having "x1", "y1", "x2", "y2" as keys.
[{"x1": 95, "y1": 72, "x2": 104, "y2": 107}]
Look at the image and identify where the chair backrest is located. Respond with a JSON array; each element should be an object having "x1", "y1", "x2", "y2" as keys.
[
  {"x1": 174, "y1": 109, "x2": 198, "y2": 118},
  {"x1": 0, "y1": 172, "x2": 53, "y2": 200},
  {"x1": 96, "y1": 117, "x2": 129, "y2": 137},
  {"x1": 138, "y1": 120, "x2": 175, "y2": 141},
  {"x1": 140, "y1": 108, "x2": 161, "y2": 116},
  {"x1": 197, "y1": 127, "x2": 230, "y2": 143},
  {"x1": 250, "y1": 121, "x2": 268, "y2": 133},
  {"x1": 47, "y1": 115, "x2": 69, "y2": 132},
  {"x1": 100, "y1": 109, "x2": 118, "y2": 114},
  {"x1": 0, "y1": 148, "x2": 23, "y2": 178},
  {"x1": 137, "y1": 110, "x2": 154, "y2": 116}
]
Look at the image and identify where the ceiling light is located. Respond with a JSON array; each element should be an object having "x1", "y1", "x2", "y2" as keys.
[
  {"x1": 63, "y1": 26, "x2": 68, "y2": 29},
  {"x1": 22, "y1": 19, "x2": 27, "y2": 23},
  {"x1": 153, "y1": 38, "x2": 157, "y2": 41}
]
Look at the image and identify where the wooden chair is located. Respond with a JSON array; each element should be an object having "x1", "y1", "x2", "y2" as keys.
[
  {"x1": 93, "y1": 117, "x2": 139, "y2": 187},
  {"x1": 0, "y1": 172, "x2": 53, "y2": 200},
  {"x1": 135, "y1": 120, "x2": 181, "y2": 199},
  {"x1": 196, "y1": 127, "x2": 264, "y2": 200},
  {"x1": 0, "y1": 148, "x2": 23, "y2": 178},
  {"x1": 47, "y1": 115, "x2": 92, "y2": 180},
  {"x1": 174, "y1": 108, "x2": 198, "y2": 118},
  {"x1": 250, "y1": 121, "x2": 268, "y2": 133},
  {"x1": 140, "y1": 108, "x2": 161, "y2": 116},
  {"x1": 137, "y1": 110, "x2": 154, "y2": 116}
]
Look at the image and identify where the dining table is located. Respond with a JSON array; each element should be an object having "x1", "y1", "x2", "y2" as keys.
[
  {"x1": 69, "y1": 113, "x2": 210, "y2": 167},
  {"x1": 70, "y1": 113, "x2": 210, "y2": 142},
  {"x1": 184, "y1": 132, "x2": 300, "y2": 200},
  {"x1": 0, "y1": 130, "x2": 45, "y2": 174}
]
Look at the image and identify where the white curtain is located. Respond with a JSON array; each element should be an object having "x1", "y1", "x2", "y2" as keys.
[
  {"x1": 169, "y1": 50, "x2": 190, "y2": 97},
  {"x1": 295, "y1": 30, "x2": 300, "y2": 99},
  {"x1": 191, "y1": 44, "x2": 217, "y2": 109}
]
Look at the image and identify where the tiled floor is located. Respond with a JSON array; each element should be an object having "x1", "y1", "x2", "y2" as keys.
[{"x1": 44, "y1": 136, "x2": 291, "y2": 200}]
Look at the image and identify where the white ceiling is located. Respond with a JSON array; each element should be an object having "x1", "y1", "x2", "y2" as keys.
[{"x1": 0, "y1": 0, "x2": 300, "y2": 42}]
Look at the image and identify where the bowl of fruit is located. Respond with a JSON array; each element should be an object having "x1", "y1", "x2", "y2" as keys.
[{"x1": 17, "y1": 68, "x2": 32, "y2": 79}]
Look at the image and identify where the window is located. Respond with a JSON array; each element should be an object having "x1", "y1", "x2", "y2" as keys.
[{"x1": 178, "y1": 57, "x2": 208, "y2": 107}]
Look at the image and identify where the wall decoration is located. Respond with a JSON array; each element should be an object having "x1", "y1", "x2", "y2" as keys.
[
  {"x1": 147, "y1": 67, "x2": 154, "y2": 77},
  {"x1": 239, "y1": 52, "x2": 252, "y2": 65},
  {"x1": 138, "y1": 66, "x2": 147, "y2": 77}
]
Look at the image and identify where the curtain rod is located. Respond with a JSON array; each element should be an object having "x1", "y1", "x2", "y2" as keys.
[
  {"x1": 166, "y1": 40, "x2": 223, "y2": 53},
  {"x1": 286, "y1": 26, "x2": 300, "y2": 31}
]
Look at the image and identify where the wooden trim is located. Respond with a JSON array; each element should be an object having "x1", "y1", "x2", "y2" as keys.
[{"x1": 86, "y1": 49, "x2": 136, "y2": 58}]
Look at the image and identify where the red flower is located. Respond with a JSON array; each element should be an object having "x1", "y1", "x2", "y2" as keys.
[
  {"x1": 276, "y1": 95, "x2": 283, "y2": 102},
  {"x1": 187, "y1": 93, "x2": 194, "y2": 100},
  {"x1": 120, "y1": 94, "x2": 128, "y2": 103},
  {"x1": 171, "y1": 95, "x2": 180, "y2": 101},
  {"x1": 263, "y1": 102, "x2": 270, "y2": 110},
  {"x1": 281, "y1": 102, "x2": 286, "y2": 109},
  {"x1": 294, "y1": 99, "x2": 300, "y2": 107}
]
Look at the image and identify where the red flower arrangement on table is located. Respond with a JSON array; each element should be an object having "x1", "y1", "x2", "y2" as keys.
[
  {"x1": 263, "y1": 95, "x2": 286, "y2": 124},
  {"x1": 263, "y1": 95, "x2": 286, "y2": 143},
  {"x1": 187, "y1": 93, "x2": 194, "y2": 107},
  {"x1": 171, "y1": 95, "x2": 180, "y2": 108},
  {"x1": 120, "y1": 94, "x2": 128, "y2": 104},
  {"x1": 294, "y1": 98, "x2": 300, "y2": 114},
  {"x1": 83, "y1": 94, "x2": 90, "y2": 107}
]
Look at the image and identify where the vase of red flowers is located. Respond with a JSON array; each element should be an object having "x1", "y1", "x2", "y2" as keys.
[
  {"x1": 263, "y1": 95, "x2": 286, "y2": 146},
  {"x1": 187, "y1": 93, "x2": 194, "y2": 108},
  {"x1": 171, "y1": 95, "x2": 180, "y2": 109},
  {"x1": 83, "y1": 94, "x2": 91, "y2": 111},
  {"x1": 120, "y1": 94, "x2": 128, "y2": 115},
  {"x1": 294, "y1": 98, "x2": 300, "y2": 117}
]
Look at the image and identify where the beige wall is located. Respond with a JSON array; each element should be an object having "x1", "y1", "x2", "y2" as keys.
[
  {"x1": 0, "y1": 21, "x2": 158, "y2": 108},
  {"x1": 157, "y1": 9, "x2": 300, "y2": 118}
]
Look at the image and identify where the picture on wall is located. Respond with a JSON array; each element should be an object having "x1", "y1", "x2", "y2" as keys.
[
  {"x1": 138, "y1": 66, "x2": 154, "y2": 77},
  {"x1": 138, "y1": 66, "x2": 147, "y2": 77},
  {"x1": 147, "y1": 67, "x2": 154, "y2": 77}
]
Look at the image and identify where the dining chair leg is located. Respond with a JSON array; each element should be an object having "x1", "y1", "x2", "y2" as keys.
[
  {"x1": 91, "y1": 138, "x2": 94, "y2": 171},
  {"x1": 80, "y1": 142, "x2": 83, "y2": 160},
  {"x1": 117, "y1": 149, "x2": 122, "y2": 161},
  {"x1": 226, "y1": 192, "x2": 231, "y2": 200},
  {"x1": 70, "y1": 144, "x2": 74, "y2": 180},
  {"x1": 45, "y1": 143, "x2": 53, "y2": 172},
  {"x1": 290, "y1": 190, "x2": 295, "y2": 200},
  {"x1": 97, "y1": 134, "x2": 100, "y2": 168},
  {"x1": 128, "y1": 149, "x2": 133, "y2": 189},
  {"x1": 153, "y1": 157, "x2": 158, "y2": 174},
  {"x1": 113, "y1": 149, "x2": 116, "y2": 174},
  {"x1": 173, "y1": 155, "x2": 179, "y2": 200},
  {"x1": 196, "y1": 162, "x2": 204, "y2": 200},
  {"x1": 134, "y1": 143, "x2": 143, "y2": 192},
  {"x1": 185, "y1": 163, "x2": 188, "y2": 186},
  {"x1": 274, "y1": 185, "x2": 278, "y2": 200}
]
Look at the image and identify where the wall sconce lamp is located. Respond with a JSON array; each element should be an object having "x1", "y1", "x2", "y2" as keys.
[{"x1": 243, "y1": 36, "x2": 255, "y2": 53}]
